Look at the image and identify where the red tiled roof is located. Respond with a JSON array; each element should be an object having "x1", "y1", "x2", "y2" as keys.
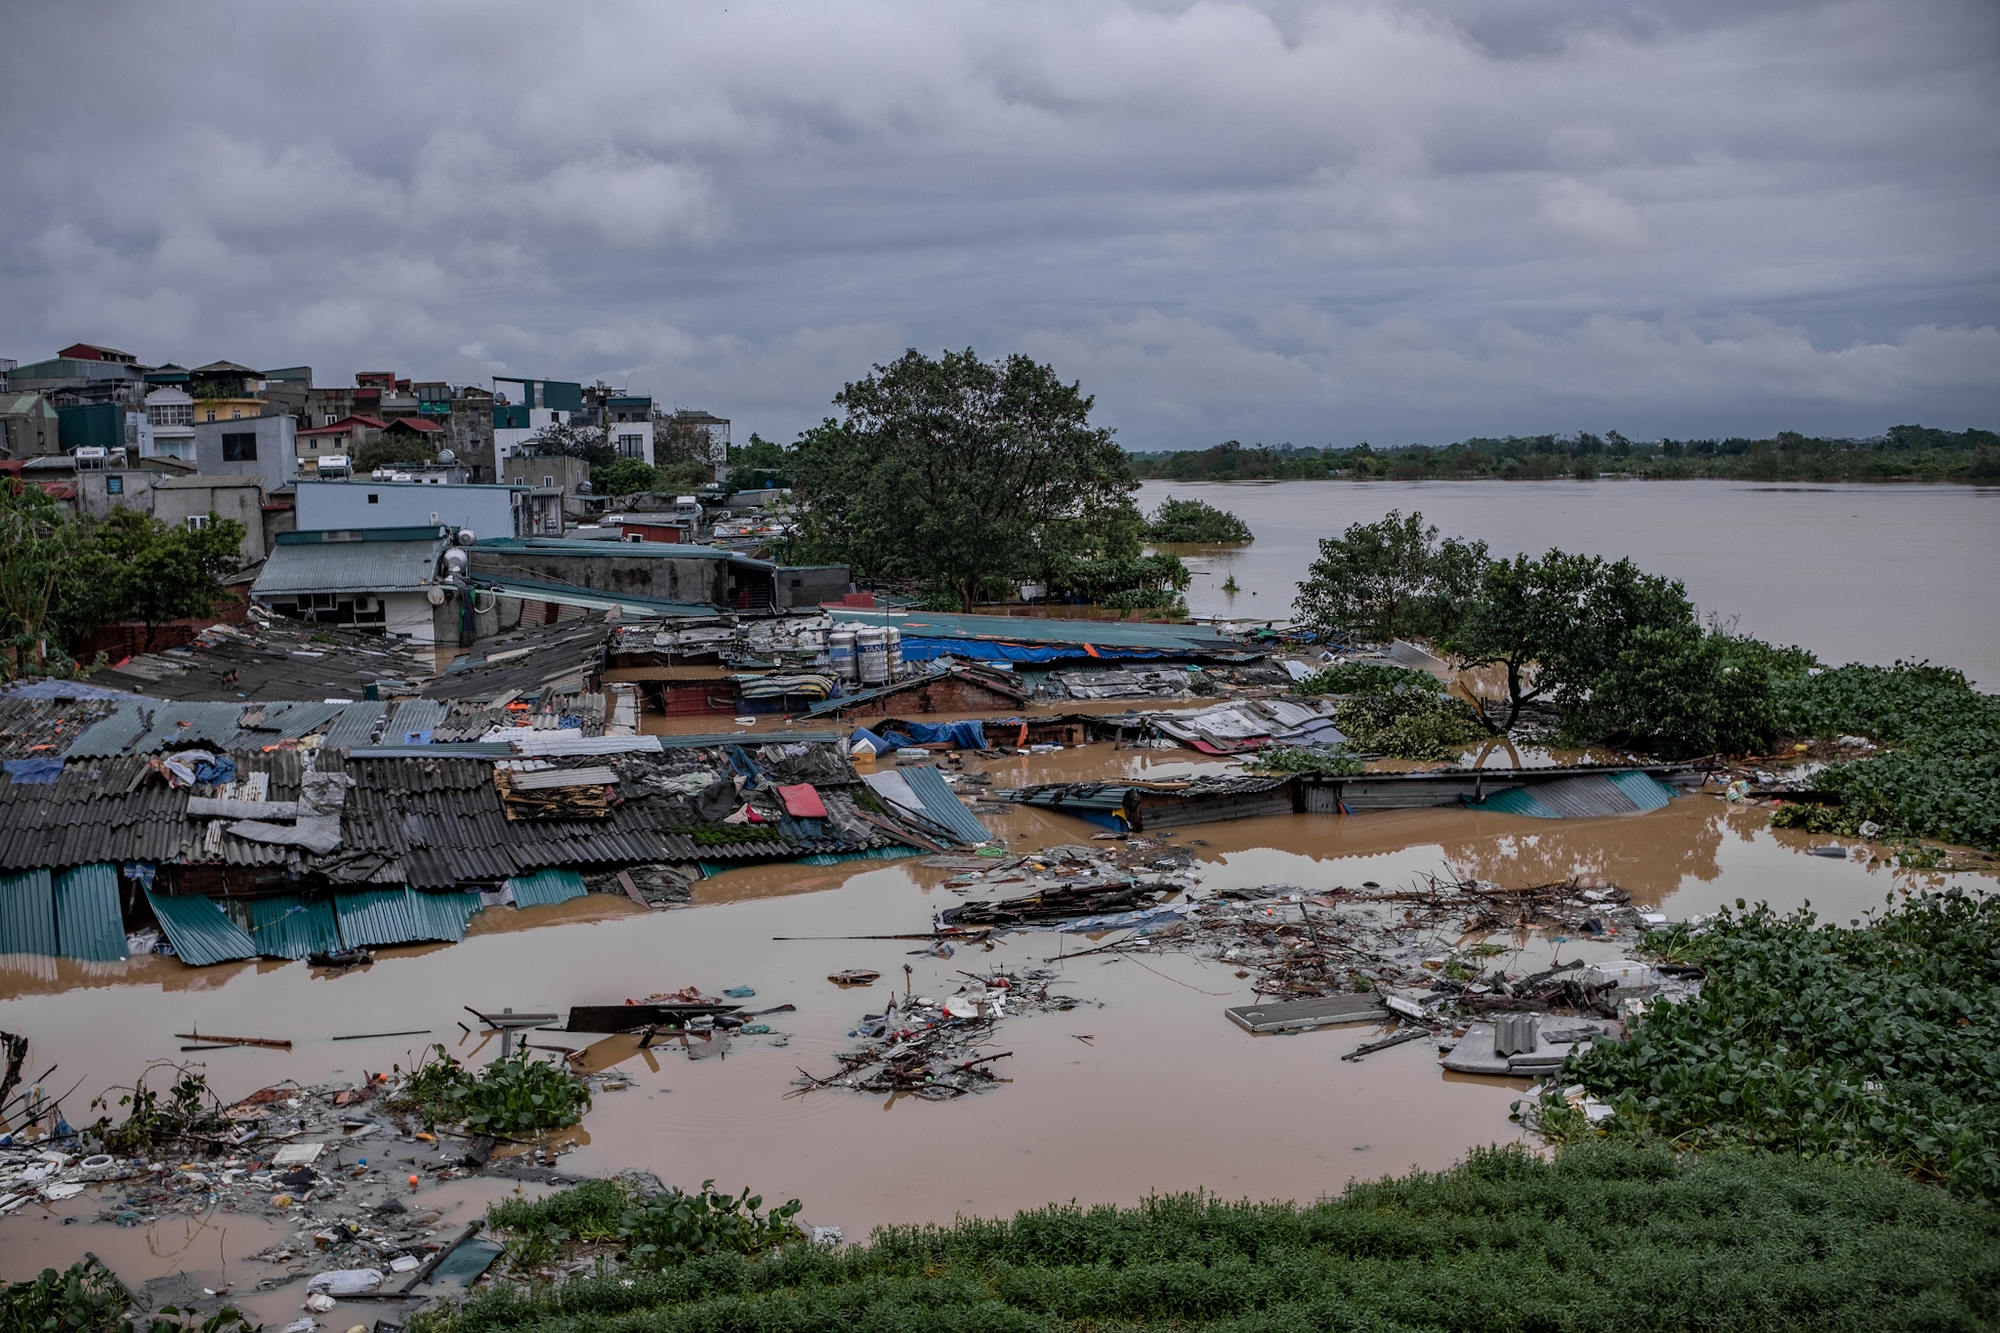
[
  {"x1": 387, "y1": 416, "x2": 443, "y2": 433},
  {"x1": 299, "y1": 414, "x2": 389, "y2": 435}
]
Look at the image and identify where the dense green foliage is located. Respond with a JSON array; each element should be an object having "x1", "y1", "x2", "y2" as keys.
[
  {"x1": 411, "y1": 1143, "x2": 1999, "y2": 1333},
  {"x1": 619, "y1": 1182, "x2": 805, "y2": 1269},
  {"x1": 1334, "y1": 688, "x2": 1486, "y2": 761},
  {"x1": 356, "y1": 434, "x2": 434, "y2": 471},
  {"x1": 1771, "y1": 662, "x2": 2000, "y2": 848},
  {"x1": 1244, "y1": 745, "x2": 1365, "y2": 775},
  {"x1": 0, "y1": 486, "x2": 244, "y2": 674},
  {"x1": 1126, "y1": 424, "x2": 2000, "y2": 482},
  {"x1": 490, "y1": 1179, "x2": 635, "y2": 1242},
  {"x1": 0, "y1": 1257, "x2": 255, "y2": 1333},
  {"x1": 724, "y1": 432, "x2": 795, "y2": 489},
  {"x1": 1142, "y1": 496, "x2": 1253, "y2": 542},
  {"x1": 790, "y1": 349, "x2": 1135, "y2": 612},
  {"x1": 1564, "y1": 893, "x2": 2000, "y2": 1206},
  {"x1": 397, "y1": 1046, "x2": 591, "y2": 1134},
  {"x1": 1291, "y1": 662, "x2": 1439, "y2": 697},
  {"x1": 1295, "y1": 510, "x2": 1487, "y2": 644}
]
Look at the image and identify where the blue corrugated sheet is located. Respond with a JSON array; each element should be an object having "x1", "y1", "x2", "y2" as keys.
[
  {"x1": 791, "y1": 847, "x2": 923, "y2": 867},
  {"x1": 1477, "y1": 771, "x2": 1678, "y2": 821},
  {"x1": 63, "y1": 699, "x2": 150, "y2": 758},
  {"x1": 0, "y1": 869, "x2": 57, "y2": 956},
  {"x1": 386, "y1": 699, "x2": 448, "y2": 742},
  {"x1": 146, "y1": 890, "x2": 259, "y2": 966},
  {"x1": 53, "y1": 864, "x2": 125, "y2": 961},
  {"x1": 507, "y1": 869, "x2": 587, "y2": 908},
  {"x1": 897, "y1": 765, "x2": 997, "y2": 847},
  {"x1": 335, "y1": 888, "x2": 481, "y2": 947},
  {"x1": 248, "y1": 895, "x2": 342, "y2": 959}
]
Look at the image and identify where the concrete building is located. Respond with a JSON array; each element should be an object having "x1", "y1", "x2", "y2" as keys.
[
  {"x1": 469, "y1": 537, "x2": 776, "y2": 611},
  {"x1": 676, "y1": 410, "x2": 730, "y2": 470},
  {"x1": 0, "y1": 392, "x2": 60, "y2": 458},
  {"x1": 149, "y1": 476, "x2": 269, "y2": 564},
  {"x1": 187, "y1": 361, "x2": 267, "y2": 424},
  {"x1": 250, "y1": 526, "x2": 458, "y2": 643},
  {"x1": 605, "y1": 395, "x2": 655, "y2": 465},
  {"x1": 296, "y1": 415, "x2": 387, "y2": 475},
  {"x1": 6, "y1": 351, "x2": 149, "y2": 408},
  {"x1": 492, "y1": 377, "x2": 583, "y2": 463},
  {"x1": 192, "y1": 415, "x2": 297, "y2": 492},
  {"x1": 144, "y1": 386, "x2": 196, "y2": 460},
  {"x1": 294, "y1": 477, "x2": 529, "y2": 539}
]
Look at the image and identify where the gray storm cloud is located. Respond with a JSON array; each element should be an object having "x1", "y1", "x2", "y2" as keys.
[{"x1": 1, "y1": 0, "x2": 1994, "y2": 447}]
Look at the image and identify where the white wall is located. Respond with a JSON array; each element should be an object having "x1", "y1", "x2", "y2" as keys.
[{"x1": 295, "y1": 479, "x2": 521, "y2": 538}]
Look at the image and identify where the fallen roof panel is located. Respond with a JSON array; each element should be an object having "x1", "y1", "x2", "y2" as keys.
[
  {"x1": 53, "y1": 863, "x2": 126, "y2": 961},
  {"x1": 147, "y1": 890, "x2": 259, "y2": 966}
]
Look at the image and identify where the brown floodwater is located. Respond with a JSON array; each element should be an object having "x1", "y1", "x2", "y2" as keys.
[
  {"x1": 7, "y1": 480, "x2": 1999, "y2": 1285},
  {"x1": 1139, "y1": 478, "x2": 2000, "y2": 687}
]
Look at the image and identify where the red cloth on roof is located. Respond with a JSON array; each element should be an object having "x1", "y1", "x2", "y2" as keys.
[{"x1": 776, "y1": 783, "x2": 827, "y2": 818}]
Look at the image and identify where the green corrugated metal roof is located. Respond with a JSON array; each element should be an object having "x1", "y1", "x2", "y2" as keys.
[
  {"x1": 468, "y1": 575, "x2": 719, "y2": 618},
  {"x1": 53, "y1": 864, "x2": 125, "y2": 961},
  {"x1": 147, "y1": 890, "x2": 259, "y2": 966},
  {"x1": 335, "y1": 888, "x2": 480, "y2": 947},
  {"x1": 832, "y1": 609, "x2": 1238, "y2": 652},
  {"x1": 1476, "y1": 787, "x2": 1555, "y2": 818},
  {"x1": 248, "y1": 895, "x2": 342, "y2": 959},
  {"x1": 507, "y1": 869, "x2": 587, "y2": 909},
  {"x1": 1609, "y1": 771, "x2": 1677, "y2": 812},
  {"x1": 0, "y1": 870, "x2": 56, "y2": 956},
  {"x1": 252, "y1": 536, "x2": 447, "y2": 597}
]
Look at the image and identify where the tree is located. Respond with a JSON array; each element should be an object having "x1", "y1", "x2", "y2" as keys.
[
  {"x1": 652, "y1": 411, "x2": 712, "y2": 468},
  {"x1": 356, "y1": 435, "x2": 431, "y2": 471},
  {"x1": 791, "y1": 349, "x2": 1135, "y2": 611},
  {"x1": 592, "y1": 457, "x2": 662, "y2": 497},
  {"x1": 0, "y1": 482, "x2": 88, "y2": 675},
  {"x1": 1446, "y1": 549, "x2": 1694, "y2": 732},
  {"x1": 1034, "y1": 497, "x2": 1192, "y2": 611},
  {"x1": 1584, "y1": 625, "x2": 1780, "y2": 759},
  {"x1": 1143, "y1": 497, "x2": 1253, "y2": 543},
  {"x1": 1294, "y1": 510, "x2": 1488, "y2": 644},
  {"x1": 88, "y1": 509, "x2": 245, "y2": 651},
  {"x1": 525, "y1": 421, "x2": 613, "y2": 470}
]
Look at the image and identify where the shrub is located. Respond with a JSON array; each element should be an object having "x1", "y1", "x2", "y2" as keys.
[
  {"x1": 1290, "y1": 661, "x2": 1439, "y2": 696},
  {"x1": 395, "y1": 1046, "x2": 591, "y2": 1135},
  {"x1": 1245, "y1": 745, "x2": 1365, "y2": 775},
  {"x1": 618, "y1": 1181, "x2": 803, "y2": 1268},
  {"x1": 1335, "y1": 688, "x2": 1486, "y2": 760},
  {"x1": 1142, "y1": 497, "x2": 1252, "y2": 543}
]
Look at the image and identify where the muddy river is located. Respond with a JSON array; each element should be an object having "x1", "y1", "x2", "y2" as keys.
[
  {"x1": 1139, "y1": 478, "x2": 2000, "y2": 687},
  {"x1": 3, "y1": 481, "x2": 1997, "y2": 1306}
]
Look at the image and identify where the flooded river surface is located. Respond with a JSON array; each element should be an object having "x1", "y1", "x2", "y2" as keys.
[
  {"x1": 4, "y1": 480, "x2": 1997, "y2": 1294},
  {"x1": 1139, "y1": 479, "x2": 2000, "y2": 687}
]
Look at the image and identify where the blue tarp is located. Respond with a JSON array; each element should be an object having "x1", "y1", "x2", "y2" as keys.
[
  {"x1": 2, "y1": 758, "x2": 65, "y2": 784},
  {"x1": 899, "y1": 637, "x2": 1171, "y2": 664},
  {"x1": 848, "y1": 727, "x2": 913, "y2": 755},
  {"x1": 893, "y1": 720, "x2": 989, "y2": 750}
]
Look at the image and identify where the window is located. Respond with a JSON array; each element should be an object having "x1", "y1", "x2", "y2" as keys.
[
  {"x1": 367, "y1": 493, "x2": 379, "y2": 504},
  {"x1": 221, "y1": 432, "x2": 258, "y2": 461},
  {"x1": 544, "y1": 475, "x2": 555, "y2": 488},
  {"x1": 230, "y1": 408, "x2": 242, "y2": 419},
  {"x1": 325, "y1": 414, "x2": 338, "y2": 426},
  {"x1": 187, "y1": 515, "x2": 210, "y2": 530},
  {"x1": 107, "y1": 476, "x2": 123, "y2": 495},
  {"x1": 618, "y1": 433, "x2": 644, "y2": 458},
  {"x1": 205, "y1": 410, "x2": 216, "y2": 422}
]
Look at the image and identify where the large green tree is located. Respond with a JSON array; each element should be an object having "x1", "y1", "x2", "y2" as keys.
[
  {"x1": 790, "y1": 349, "x2": 1135, "y2": 611},
  {"x1": 90, "y1": 509, "x2": 247, "y2": 651},
  {"x1": 0, "y1": 483, "x2": 88, "y2": 675},
  {"x1": 1446, "y1": 549, "x2": 1694, "y2": 732},
  {"x1": 1295, "y1": 510, "x2": 1488, "y2": 644}
]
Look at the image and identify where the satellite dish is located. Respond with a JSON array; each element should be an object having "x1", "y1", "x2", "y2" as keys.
[
  {"x1": 578, "y1": 481, "x2": 593, "y2": 494},
  {"x1": 437, "y1": 449, "x2": 456, "y2": 465}
]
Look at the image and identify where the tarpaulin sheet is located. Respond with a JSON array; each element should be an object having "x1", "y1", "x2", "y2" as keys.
[
  {"x1": 2, "y1": 758, "x2": 65, "y2": 784},
  {"x1": 848, "y1": 727, "x2": 914, "y2": 755},
  {"x1": 776, "y1": 783, "x2": 827, "y2": 818},
  {"x1": 899, "y1": 637, "x2": 1170, "y2": 664},
  {"x1": 891, "y1": 720, "x2": 988, "y2": 749}
]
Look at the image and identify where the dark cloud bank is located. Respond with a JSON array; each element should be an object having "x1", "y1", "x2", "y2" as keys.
[{"x1": 3, "y1": 0, "x2": 1995, "y2": 448}]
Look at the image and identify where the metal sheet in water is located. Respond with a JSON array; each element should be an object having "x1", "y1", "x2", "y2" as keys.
[
  {"x1": 52, "y1": 864, "x2": 125, "y2": 961},
  {"x1": 146, "y1": 890, "x2": 258, "y2": 966},
  {"x1": 0, "y1": 869, "x2": 57, "y2": 956},
  {"x1": 335, "y1": 888, "x2": 480, "y2": 947},
  {"x1": 506, "y1": 869, "x2": 587, "y2": 908},
  {"x1": 248, "y1": 895, "x2": 342, "y2": 959}
]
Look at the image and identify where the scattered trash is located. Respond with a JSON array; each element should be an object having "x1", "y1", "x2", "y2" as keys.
[{"x1": 828, "y1": 970, "x2": 880, "y2": 986}]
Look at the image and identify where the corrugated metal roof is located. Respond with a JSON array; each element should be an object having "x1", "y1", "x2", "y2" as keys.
[
  {"x1": 335, "y1": 887, "x2": 481, "y2": 947},
  {"x1": 252, "y1": 535, "x2": 447, "y2": 597},
  {"x1": 0, "y1": 869, "x2": 57, "y2": 956},
  {"x1": 1479, "y1": 772, "x2": 1677, "y2": 820},
  {"x1": 386, "y1": 698, "x2": 448, "y2": 740},
  {"x1": 147, "y1": 890, "x2": 259, "y2": 966},
  {"x1": 67, "y1": 700, "x2": 253, "y2": 757},
  {"x1": 468, "y1": 576, "x2": 720, "y2": 618},
  {"x1": 831, "y1": 609, "x2": 1239, "y2": 653},
  {"x1": 53, "y1": 864, "x2": 125, "y2": 961},
  {"x1": 248, "y1": 895, "x2": 342, "y2": 958},
  {"x1": 63, "y1": 699, "x2": 151, "y2": 758},
  {"x1": 893, "y1": 765, "x2": 996, "y2": 847},
  {"x1": 507, "y1": 868, "x2": 587, "y2": 908},
  {"x1": 321, "y1": 700, "x2": 389, "y2": 750},
  {"x1": 1609, "y1": 771, "x2": 1677, "y2": 812},
  {"x1": 262, "y1": 701, "x2": 352, "y2": 740}
]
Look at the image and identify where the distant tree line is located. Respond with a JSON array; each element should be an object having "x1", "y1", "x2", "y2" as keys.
[{"x1": 1128, "y1": 426, "x2": 2000, "y2": 484}]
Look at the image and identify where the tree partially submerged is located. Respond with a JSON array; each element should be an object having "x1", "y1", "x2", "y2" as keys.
[
  {"x1": 791, "y1": 349, "x2": 1136, "y2": 611},
  {"x1": 1295, "y1": 509, "x2": 1486, "y2": 644}
]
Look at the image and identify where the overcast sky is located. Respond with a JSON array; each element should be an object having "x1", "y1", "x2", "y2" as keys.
[{"x1": 3, "y1": 0, "x2": 1995, "y2": 449}]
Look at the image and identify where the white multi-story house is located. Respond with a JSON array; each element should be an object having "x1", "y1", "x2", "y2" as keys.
[
  {"x1": 491, "y1": 376, "x2": 584, "y2": 464},
  {"x1": 143, "y1": 386, "x2": 194, "y2": 459}
]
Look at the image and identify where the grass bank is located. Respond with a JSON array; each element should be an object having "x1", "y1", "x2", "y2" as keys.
[{"x1": 417, "y1": 1143, "x2": 1999, "y2": 1333}]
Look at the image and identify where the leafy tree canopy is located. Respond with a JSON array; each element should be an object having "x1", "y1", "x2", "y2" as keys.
[
  {"x1": 791, "y1": 349, "x2": 1135, "y2": 611},
  {"x1": 355, "y1": 435, "x2": 432, "y2": 471},
  {"x1": 1143, "y1": 496, "x2": 1252, "y2": 542},
  {"x1": 1295, "y1": 509, "x2": 1487, "y2": 644}
]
